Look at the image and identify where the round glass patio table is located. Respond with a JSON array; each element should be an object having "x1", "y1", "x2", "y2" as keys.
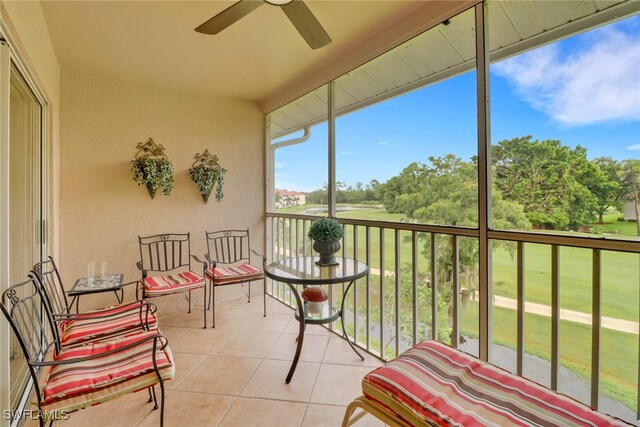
[{"x1": 264, "y1": 256, "x2": 368, "y2": 383}]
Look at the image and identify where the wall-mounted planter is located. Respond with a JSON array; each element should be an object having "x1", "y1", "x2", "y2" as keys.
[
  {"x1": 131, "y1": 138, "x2": 174, "y2": 199},
  {"x1": 189, "y1": 149, "x2": 226, "y2": 204}
]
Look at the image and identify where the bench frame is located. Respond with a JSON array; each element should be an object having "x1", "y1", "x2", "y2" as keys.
[{"x1": 342, "y1": 396, "x2": 414, "y2": 427}]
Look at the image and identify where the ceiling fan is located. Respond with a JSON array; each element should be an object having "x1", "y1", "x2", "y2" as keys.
[{"x1": 195, "y1": 0, "x2": 332, "y2": 50}]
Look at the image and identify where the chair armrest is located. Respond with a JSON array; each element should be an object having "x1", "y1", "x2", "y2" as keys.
[
  {"x1": 136, "y1": 261, "x2": 148, "y2": 278},
  {"x1": 205, "y1": 254, "x2": 217, "y2": 269},
  {"x1": 250, "y1": 249, "x2": 266, "y2": 264},
  {"x1": 191, "y1": 255, "x2": 208, "y2": 269},
  {"x1": 32, "y1": 333, "x2": 169, "y2": 367}
]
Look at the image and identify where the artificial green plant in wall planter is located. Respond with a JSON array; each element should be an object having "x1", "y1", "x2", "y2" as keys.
[
  {"x1": 131, "y1": 138, "x2": 174, "y2": 199},
  {"x1": 189, "y1": 149, "x2": 226, "y2": 204}
]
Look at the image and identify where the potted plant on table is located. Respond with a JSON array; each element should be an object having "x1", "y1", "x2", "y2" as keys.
[{"x1": 308, "y1": 218, "x2": 343, "y2": 266}]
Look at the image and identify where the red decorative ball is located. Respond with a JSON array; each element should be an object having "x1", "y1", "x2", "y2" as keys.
[{"x1": 301, "y1": 286, "x2": 328, "y2": 302}]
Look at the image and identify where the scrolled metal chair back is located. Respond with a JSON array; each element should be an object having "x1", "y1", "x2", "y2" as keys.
[
  {"x1": 138, "y1": 232, "x2": 192, "y2": 273},
  {"x1": 32, "y1": 256, "x2": 71, "y2": 317},
  {"x1": 205, "y1": 229, "x2": 251, "y2": 265},
  {"x1": 1, "y1": 275, "x2": 59, "y2": 398}
]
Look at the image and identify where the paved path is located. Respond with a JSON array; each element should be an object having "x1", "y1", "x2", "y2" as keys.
[
  {"x1": 493, "y1": 295, "x2": 639, "y2": 334},
  {"x1": 368, "y1": 267, "x2": 639, "y2": 334}
]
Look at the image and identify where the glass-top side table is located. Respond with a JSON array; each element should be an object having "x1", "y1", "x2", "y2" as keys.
[
  {"x1": 264, "y1": 257, "x2": 368, "y2": 383},
  {"x1": 67, "y1": 274, "x2": 124, "y2": 313}
]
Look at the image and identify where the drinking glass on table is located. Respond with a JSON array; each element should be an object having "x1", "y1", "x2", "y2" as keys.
[{"x1": 87, "y1": 261, "x2": 96, "y2": 284}]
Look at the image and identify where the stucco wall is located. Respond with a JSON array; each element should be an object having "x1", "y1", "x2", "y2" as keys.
[
  {"x1": 1, "y1": 0, "x2": 61, "y2": 259},
  {"x1": 0, "y1": 1, "x2": 61, "y2": 423},
  {"x1": 60, "y1": 69, "x2": 264, "y2": 314}
]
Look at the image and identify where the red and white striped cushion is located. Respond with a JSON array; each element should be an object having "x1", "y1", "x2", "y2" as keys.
[
  {"x1": 362, "y1": 340, "x2": 631, "y2": 427},
  {"x1": 59, "y1": 301, "x2": 158, "y2": 346},
  {"x1": 143, "y1": 271, "x2": 204, "y2": 297},
  {"x1": 206, "y1": 263, "x2": 264, "y2": 285},
  {"x1": 41, "y1": 330, "x2": 174, "y2": 414}
]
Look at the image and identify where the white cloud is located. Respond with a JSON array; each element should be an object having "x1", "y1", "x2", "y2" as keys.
[
  {"x1": 274, "y1": 162, "x2": 287, "y2": 169},
  {"x1": 340, "y1": 151, "x2": 355, "y2": 156},
  {"x1": 628, "y1": 144, "x2": 640, "y2": 151},
  {"x1": 492, "y1": 24, "x2": 640, "y2": 126},
  {"x1": 378, "y1": 141, "x2": 389, "y2": 146}
]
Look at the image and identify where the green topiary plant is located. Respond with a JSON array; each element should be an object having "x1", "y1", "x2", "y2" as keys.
[
  {"x1": 308, "y1": 218, "x2": 343, "y2": 242},
  {"x1": 131, "y1": 157, "x2": 174, "y2": 198},
  {"x1": 189, "y1": 164, "x2": 226, "y2": 204}
]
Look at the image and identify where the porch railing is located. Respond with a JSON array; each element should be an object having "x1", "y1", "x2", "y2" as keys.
[{"x1": 265, "y1": 213, "x2": 640, "y2": 423}]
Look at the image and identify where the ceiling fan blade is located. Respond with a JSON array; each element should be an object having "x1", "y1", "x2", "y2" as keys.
[
  {"x1": 195, "y1": 0, "x2": 264, "y2": 35},
  {"x1": 281, "y1": 1, "x2": 331, "y2": 49}
]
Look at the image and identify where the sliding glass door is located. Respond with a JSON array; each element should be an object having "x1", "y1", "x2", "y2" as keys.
[
  {"x1": 8, "y1": 60, "x2": 43, "y2": 413},
  {"x1": 0, "y1": 38, "x2": 46, "y2": 421}
]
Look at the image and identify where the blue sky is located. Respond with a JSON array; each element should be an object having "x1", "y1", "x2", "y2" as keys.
[{"x1": 275, "y1": 15, "x2": 640, "y2": 193}]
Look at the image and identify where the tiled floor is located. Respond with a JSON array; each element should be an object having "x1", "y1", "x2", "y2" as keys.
[{"x1": 40, "y1": 296, "x2": 386, "y2": 426}]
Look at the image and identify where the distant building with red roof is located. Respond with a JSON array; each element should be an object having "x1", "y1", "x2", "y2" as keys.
[{"x1": 275, "y1": 189, "x2": 306, "y2": 208}]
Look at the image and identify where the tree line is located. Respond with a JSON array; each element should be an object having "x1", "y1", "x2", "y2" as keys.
[{"x1": 306, "y1": 136, "x2": 640, "y2": 236}]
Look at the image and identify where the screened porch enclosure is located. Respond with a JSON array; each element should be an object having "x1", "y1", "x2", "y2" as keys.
[
  {"x1": 1, "y1": 0, "x2": 639, "y2": 425},
  {"x1": 265, "y1": 1, "x2": 640, "y2": 424}
]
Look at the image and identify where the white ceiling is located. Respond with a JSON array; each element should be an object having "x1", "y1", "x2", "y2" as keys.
[
  {"x1": 40, "y1": 0, "x2": 423, "y2": 102},
  {"x1": 270, "y1": 0, "x2": 638, "y2": 138}
]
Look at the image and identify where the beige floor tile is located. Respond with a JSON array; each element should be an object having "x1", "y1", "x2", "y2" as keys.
[
  {"x1": 310, "y1": 364, "x2": 373, "y2": 406},
  {"x1": 210, "y1": 330, "x2": 280, "y2": 358},
  {"x1": 206, "y1": 308, "x2": 254, "y2": 330},
  {"x1": 233, "y1": 312, "x2": 294, "y2": 333},
  {"x1": 167, "y1": 328, "x2": 228, "y2": 354},
  {"x1": 302, "y1": 403, "x2": 386, "y2": 427},
  {"x1": 166, "y1": 352, "x2": 207, "y2": 390},
  {"x1": 177, "y1": 355, "x2": 261, "y2": 395},
  {"x1": 266, "y1": 333, "x2": 329, "y2": 363},
  {"x1": 45, "y1": 389, "x2": 154, "y2": 426},
  {"x1": 322, "y1": 335, "x2": 384, "y2": 367},
  {"x1": 264, "y1": 298, "x2": 297, "y2": 314},
  {"x1": 159, "y1": 326, "x2": 189, "y2": 342},
  {"x1": 241, "y1": 359, "x2": 320, "y2": 402},
  {"x1": 284, "y1": 317, "x2": 333, "y2": 336},
  {"x1": 160, "y1": 311, "x2": 208, "y2": 329},
  {"x1": 219, "y1": 397, "x2": 307, "y2": 427},
  {"x1": 207, "y1": 309, "x2": 290, "y2": 333},
  {"x1": 137, "y1": 390, "x2": 235, "y2": 427},
  {"x1": 215, "y1": 294, "x2": 285, "y2": 313}
]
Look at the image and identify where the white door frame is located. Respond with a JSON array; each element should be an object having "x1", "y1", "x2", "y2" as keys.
[
  {"x1": 0, "y1": 25, "x2": 49, "y2": 427},
  {"x1": 0, "y1": 37, "x2": 12, "y2": 427}
]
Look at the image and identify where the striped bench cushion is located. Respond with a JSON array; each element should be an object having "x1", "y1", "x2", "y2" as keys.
[
  {"x1": 362, "y1": 340, "x2": 631, "y2": 427},
  {"x1": 59, "y1": 301, "x2": 158, "y2": 346},
  {"x1": 143, "y1": 271, "x2": 204, "y2": 297},
  {"x1": 206, "y1": 263, "x2": 264, "y2": 285},
  {"x1": 41, "y1": 330, "x2": 174, "y2": 414}
]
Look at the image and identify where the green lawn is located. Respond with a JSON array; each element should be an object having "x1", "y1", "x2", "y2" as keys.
[
  {"x1": 593, "y1": 213, "x2": 639, "y2": 237},
  {"x1": 276, "y1": 206, "x2": 639, "y2": 321},
  {"x1": 462, "y1": 305, "x2": 638, "y2": 411}
]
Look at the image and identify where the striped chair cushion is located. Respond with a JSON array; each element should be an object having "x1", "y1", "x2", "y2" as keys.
[
  {"x1": 59, "y1": 301, "x2": 159, "y2": 346},
  {"x1": 362, "y1": 340, "x2": 631, "y2": 427},
  {"x1": 205, "y1": 263, "x2": 264, "y2": 285},
  {"x1": 143, "y1": 271, "x2": 204, "y2": 297},
  {"x1": 41, "y1": 330, "x2": 174, "y2": 414}
]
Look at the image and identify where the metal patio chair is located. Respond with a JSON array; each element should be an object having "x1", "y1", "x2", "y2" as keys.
[
  {"x1": 1, "y1": 275, "x2": 174, "y2": 427},
  {"x1": 32, "y1": 256, "x2": 158, "y2": 347},
  {"x1": 137, "y1": 232, "x2": 208, "y2": 327},
  {"x1": 204, "y1": 229, "x2": 266, "y2": 328}
]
